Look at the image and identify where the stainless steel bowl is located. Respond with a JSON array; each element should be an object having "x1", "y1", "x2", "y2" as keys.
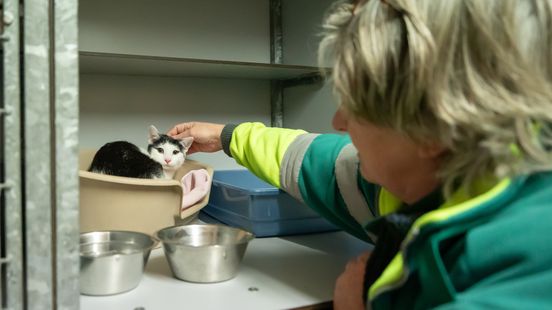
[
  {"x1": 80, "y1": 231, "x2": 157, "y2": 295},
  {"x1": 155, "y1": 224, "x2": 255, "y2": 283}
]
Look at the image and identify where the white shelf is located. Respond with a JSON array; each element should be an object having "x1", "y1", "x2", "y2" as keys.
[
  {"x1": 79, "y1": 51, "x2": 324, "y2": 80},
  {"x1": 80, "y1": 231, "x2": 371, "y2": 310}
]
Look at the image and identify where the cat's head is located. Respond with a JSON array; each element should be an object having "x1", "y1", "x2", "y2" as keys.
[{"x1": 147, "y1": 125, "x2": 194, "y2": 173}]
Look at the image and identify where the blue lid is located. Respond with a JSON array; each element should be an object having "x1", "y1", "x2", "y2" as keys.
[{"x1": 212, "y1": 170, "x2": 279, "y2": 195}]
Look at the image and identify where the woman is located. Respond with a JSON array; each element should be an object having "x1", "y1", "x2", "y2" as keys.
[{"x1": 169, "y1": 0, "x2": 552, "y2": 308}]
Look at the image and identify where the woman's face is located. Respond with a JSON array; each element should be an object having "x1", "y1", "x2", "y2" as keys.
[{"x1": 332, "y1": 106, "x2": 442, "y2": 195}]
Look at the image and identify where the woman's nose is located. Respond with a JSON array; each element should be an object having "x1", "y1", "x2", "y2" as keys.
[{"x1": 332, "y1": 107, "x2": 347, "y2": 132}]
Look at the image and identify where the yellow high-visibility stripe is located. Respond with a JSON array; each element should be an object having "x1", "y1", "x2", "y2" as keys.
[{"x1": 230, "y1": 122, "x2": 307, "y2": 187}]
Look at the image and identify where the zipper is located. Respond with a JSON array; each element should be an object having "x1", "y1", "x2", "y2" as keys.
[{"x1": 369, "y1": 227, "x2": 420, "y2": 300}]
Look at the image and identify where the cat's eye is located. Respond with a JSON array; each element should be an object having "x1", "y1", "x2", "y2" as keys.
[
  {"x1": 156, "y1": 148, "x2": 164, "y2": 154},
  {"x1": 172, "y1": 150, "x2": 179, "y2": 155}
]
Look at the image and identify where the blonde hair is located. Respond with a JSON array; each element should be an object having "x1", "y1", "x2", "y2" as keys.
[{"x1": 319, "y1": 0, "x2": 552, "y2": 195}]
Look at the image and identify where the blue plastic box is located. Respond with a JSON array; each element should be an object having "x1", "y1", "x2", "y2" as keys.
[{"x1": 202, "y1": 170, "x2": 339, "y2": 237}]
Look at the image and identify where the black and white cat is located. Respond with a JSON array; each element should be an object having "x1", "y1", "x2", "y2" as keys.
[{"x1": 88, "y1": 125, "x2": 194, "y2": 179}]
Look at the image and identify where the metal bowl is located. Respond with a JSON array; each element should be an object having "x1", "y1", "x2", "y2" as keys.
[
  {"x1": 155, "y1": 224, "x2": 255, "y2": 283},
  {"x1": 80, "y1": 231, "x2": 158, "y2": 295}
]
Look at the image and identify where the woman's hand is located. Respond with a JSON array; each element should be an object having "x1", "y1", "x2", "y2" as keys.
[
  {"x1": 167, "y1": 122, "x2": 225, "y2": 154},
  {"x1": 334, "y1": 251, "x2": 371, "y2": 310}
]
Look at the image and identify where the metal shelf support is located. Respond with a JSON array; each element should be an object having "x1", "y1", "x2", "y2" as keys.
[
  {"x1": 2, "y1": 0, "x2": 24, "y2": 308},
  {"x1": 270, "y1": 0, "x2": 284, "y2": 127},
  {"x1": 2, "y1": 0, "x2": 79, "y2": 309}
]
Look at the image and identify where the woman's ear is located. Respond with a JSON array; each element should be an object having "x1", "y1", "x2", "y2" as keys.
[{"x1": 417, "y1": 141, "x2": 447, "y2": 159}]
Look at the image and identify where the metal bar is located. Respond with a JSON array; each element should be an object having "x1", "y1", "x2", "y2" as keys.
[
  {"x1": 270, "y1": 0, "x2": 284, "y2": 127},
  {"x1": 2, "y1": 0, "x2": 24, "y2": 308},
  {"x1": 24, "y1": 0, "x2": 54, "y2": 308},
  {"x1": 270, "y1": 80, "x2": 284, "y2": 127},
  {"x1": 53, "y1": 0, "x2": 80, "y2": 308},
  {"x1": 1, "y1": 39, "x2": 4, "y2": 307},
  {"x1": 269, "y1": 0, "x2": 283, "y2": 64}
]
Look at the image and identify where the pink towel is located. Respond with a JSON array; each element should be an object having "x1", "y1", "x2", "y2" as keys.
[{"x1": 180, "y1": 168, "x2": 211, "y2": 215}]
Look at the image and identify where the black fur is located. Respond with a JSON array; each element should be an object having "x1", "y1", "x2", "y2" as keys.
[
  {"x1": 148, "y1": 134, "x2": 184, "y2": 153},
  {"x1": 88, "y1": 141, "x2": 164, "y2": 179}
]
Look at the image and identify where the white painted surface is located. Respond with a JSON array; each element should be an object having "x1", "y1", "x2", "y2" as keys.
[
  {"x1": 283, "y1": 82, "x2": 339, "y2": 134},
  {"x1": 80, "y1": 231, "x2": 371, "y2": 310},
  {"x1": 79, "y1": 53, "x2": 322, "y2": 79},
  {"x1": 280, "y1": 0, "x2": 340, "y2": 134},
  {"x1": 79, "y1": 0, "x2": 270, "y2": 63},
  {"x1": 282, "y1": 0, "x2": 336, "y2": 67}
]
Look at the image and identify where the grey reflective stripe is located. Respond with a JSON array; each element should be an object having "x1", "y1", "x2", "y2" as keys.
[
  {"x1": 280, "y1": 133, "x2": 320, "y2": 203},
  {"x1": 335, "y1": 144, "x2": 374, "y2": 225}
]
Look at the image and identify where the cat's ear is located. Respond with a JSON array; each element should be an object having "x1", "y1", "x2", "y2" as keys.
[
  {"x1": 179, "y1": 137, "x2": 194, "y2": 152},
  {"x1": 148, "y1": 125, "x2": 160, "y2": 144}
]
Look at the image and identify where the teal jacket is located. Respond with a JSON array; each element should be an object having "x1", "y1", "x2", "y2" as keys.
[{"x1": 224, "y1": 122, "x2": 552, "y2": 309}]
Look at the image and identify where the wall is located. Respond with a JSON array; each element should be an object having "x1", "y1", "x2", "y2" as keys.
[
  {"x1": 79, "y1": 0, "x2": 270, "y2": 62},
  {"x1": 283, "y1": 82, "x2": 339, "y2": 133},
  {"x1": 79, "y1": 0, "x2": 339, "y2": 170},
  {"x1": 79, "y1": 0, "x2": 273, "y2": 169},
  {"x1": 282, "y1": 0, "x2": 339, "y2": 134},
  {"x1": 79, "y1": 75, "x2": 270, "y2": 169}
]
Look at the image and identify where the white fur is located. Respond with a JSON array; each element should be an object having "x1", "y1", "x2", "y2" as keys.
[
  {"x1": 149, "y1": 142, "x2": 186, "y2": 179},
  {"x1": 147, "y1": 125, "x2": 194, "y2": 179}
]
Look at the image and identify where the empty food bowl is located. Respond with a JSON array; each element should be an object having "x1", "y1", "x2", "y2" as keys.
[
  {"x1": 80, "y1": 231, "x2": 158, "y2": 295},
  {"x1": 155, "y1": 224, "x2": 255, "y2": 283}
]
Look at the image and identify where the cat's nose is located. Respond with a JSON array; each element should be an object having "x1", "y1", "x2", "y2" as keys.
[{"x1": 165, "y1": 159, "x2": 171, "y2": 164}]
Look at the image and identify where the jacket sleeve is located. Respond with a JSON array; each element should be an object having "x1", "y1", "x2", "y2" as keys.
[{"x1": 227, "y1": 122, "x2": 378, "y2": 241}]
